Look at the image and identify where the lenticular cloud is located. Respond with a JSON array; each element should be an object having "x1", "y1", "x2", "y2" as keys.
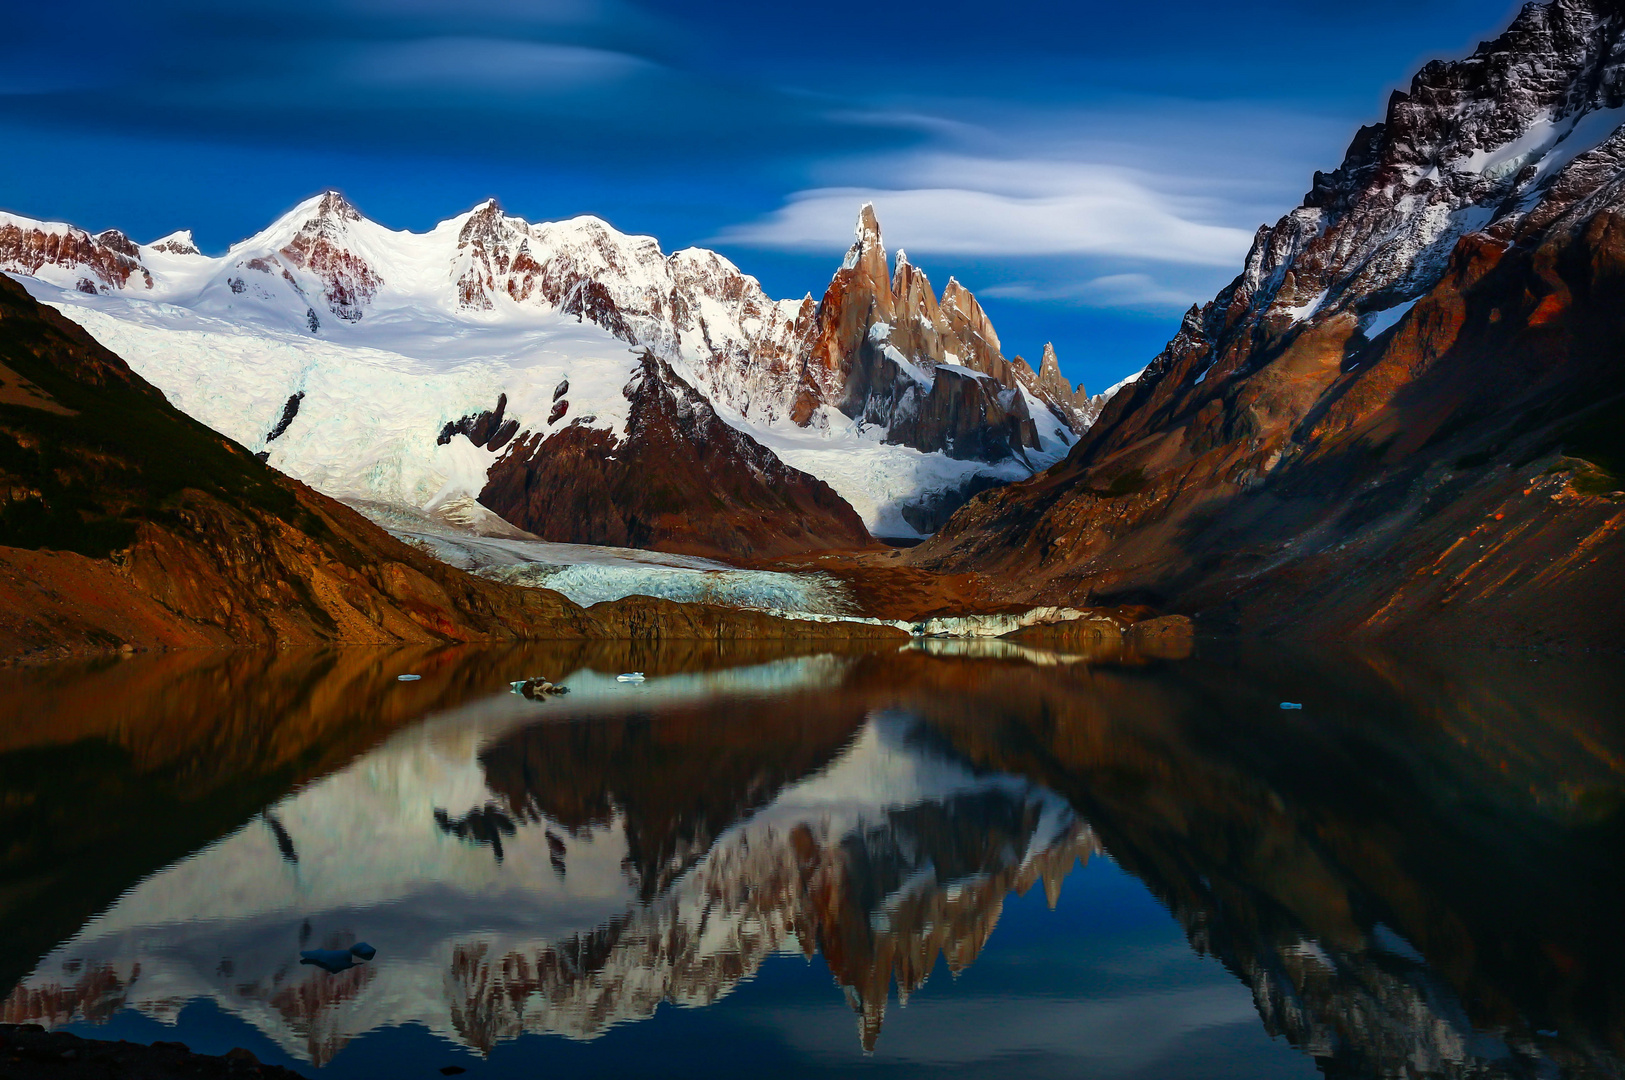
[{"x1": 716, "y1": 163, "x2": 1254, "y2": 266}]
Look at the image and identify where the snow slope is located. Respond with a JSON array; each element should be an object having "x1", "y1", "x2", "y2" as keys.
[{"x1": 5, "y1": 194, "x2": 1084, "y2": 540}]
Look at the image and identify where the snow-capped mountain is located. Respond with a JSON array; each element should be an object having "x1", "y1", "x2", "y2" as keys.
[
  {"x1": 1, "y1": 196, "x2": 1089, "y2": 544},
  {"x1": 2, "y1": 677, "x2": 1096, "y2": 1062},
  {"x1": 922, "y1": 0, "x2": 1625, "y2": 645},
  {"x1": 1099, "y1": 0, "x2": 1625, "y2": 438}
]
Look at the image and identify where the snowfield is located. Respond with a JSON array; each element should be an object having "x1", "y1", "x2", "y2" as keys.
[{"x1": 7, "y1": 193, "x2": 1084, "y2": 541}]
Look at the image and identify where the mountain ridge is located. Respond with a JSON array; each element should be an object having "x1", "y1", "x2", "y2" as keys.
[
  {"x1": 2, "y1": 195, "x2": 1092, "y2": 546},
  {"x1": 916, "y1": 0, "x2": 1625, "y2": 649}
]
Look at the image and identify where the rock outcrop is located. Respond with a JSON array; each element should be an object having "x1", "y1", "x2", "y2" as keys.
[
  {"x1": 918, "y1": 0, "x2": 1625, "y2": 649},
  {"x1": 479, "y1": 350, "x2": 872, "y2": 558},
  {"x1": 0, "y1": 214, "x2": 151, "y2": 293}
]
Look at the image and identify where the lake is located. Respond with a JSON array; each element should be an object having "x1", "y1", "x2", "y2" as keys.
[{"x1": 2, "y1": 638, "x2": 1621, "y2": 1079}]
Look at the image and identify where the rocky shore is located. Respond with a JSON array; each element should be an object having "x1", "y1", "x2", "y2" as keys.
[{"x1": 0, "y1": 1024, "x2": 307, "y2": 1079}]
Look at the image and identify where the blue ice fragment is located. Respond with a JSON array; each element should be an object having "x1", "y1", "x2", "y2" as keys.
[
  {"x1": 299, "y1": 942, "x2": 377, "y2": 973},
  {"x1": 1280, "y1": 702, "x2": 1304, "y2": 710},
  {"x1": 300, "y1": 948, "x2": 357, "y2": 973}
]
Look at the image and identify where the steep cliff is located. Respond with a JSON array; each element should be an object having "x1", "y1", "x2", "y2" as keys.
[{"x1": 919, "y1": 0, "x2": 1625, "y2": 648}]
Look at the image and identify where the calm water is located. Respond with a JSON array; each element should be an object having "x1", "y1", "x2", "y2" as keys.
[{"x1": 2, "y1": 639, "x2": 1622, "y2": 1079}]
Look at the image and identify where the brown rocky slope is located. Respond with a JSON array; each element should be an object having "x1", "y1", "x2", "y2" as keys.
[
  {"x1": 0, "y1": 275, "x2": 902, "y2": 658},
  {"x1": 478, "y1": 349, "x2": 872, "y2": 558},
  {"x1": 917, "y1": 0, "x2": 1625, "y2": 649}
]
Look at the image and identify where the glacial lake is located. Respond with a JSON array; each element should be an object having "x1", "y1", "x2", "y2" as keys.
[{"x1": 2, "y1": 638, "x2": 1621, "y2": 1079}]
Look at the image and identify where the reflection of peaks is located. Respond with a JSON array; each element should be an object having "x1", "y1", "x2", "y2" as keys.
[
  {"x1": 269, "y1": 962, "x2": 376, "y2": 1066},
  {"x1": 438, "y1": 792, "x2": 1099, "y2": 1052},
  {"x1": 4, "y1": 711, "x2": 1096, "y2": 1059},
  {"x1": 1, "y1": 963, "x2": 135, "y2": 1029}
]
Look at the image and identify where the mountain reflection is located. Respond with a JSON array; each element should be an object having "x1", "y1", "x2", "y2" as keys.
[{"x1": 1, "y1": 641, "x2": 1621, "y2": 1078}]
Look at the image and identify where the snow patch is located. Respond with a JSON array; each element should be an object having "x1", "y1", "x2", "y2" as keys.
[{"x1": 1361, "y1": 298, "x2": 1420, "y2": 340}]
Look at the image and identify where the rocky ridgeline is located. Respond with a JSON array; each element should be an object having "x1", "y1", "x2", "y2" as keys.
[
  {"x1": 796, "y1": 204, "x2": 1090, "y2": 460},
  {"x1": 1090, "y1": 0, "x2": 1625, "y2": 457},
  {"x1": 922, "y1": 0, "x2": 1625, "y2": 648},
  {"x1": 0, "y1": 196, "x2": 1088, "y2": 470}
]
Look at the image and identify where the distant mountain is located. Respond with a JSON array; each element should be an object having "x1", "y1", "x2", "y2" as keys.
[
  {"x1": 919, "y1": 0, "x2": 1625, "y2": 648},
  {"x1": 0, "y1": 273, "x2": 593, "y2": 655},
  {"x1": 1, "y1": 197, "x2": 1090, "y2": 546},
  {"x1": 0, "y1": 275, "x2": 903, "y2": 656}
]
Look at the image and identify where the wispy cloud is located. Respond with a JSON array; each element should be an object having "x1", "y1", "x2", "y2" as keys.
[
  {"x1": 983, "y1": 273, "x2": 1204, "y2": 312},
  {"x1": 715, "y1": 161, "x2": 1255, "y2": 266},
  {"x1": 343, "y1": 38, "x2": 658, "y2": 94}
]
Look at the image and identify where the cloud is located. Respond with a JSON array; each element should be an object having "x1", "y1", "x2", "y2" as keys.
[
  {"x1": 983, "y1": 273, "x2": 1203, "y2": 312},
  {"x1": 714, "y1": 160, "x2": 1255, "y2": 266},
  {"x1": 343, "y1": 38, "x2": 658, "y2": 94}
]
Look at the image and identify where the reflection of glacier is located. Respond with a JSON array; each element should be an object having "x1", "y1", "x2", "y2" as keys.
[{"x1": 5, "y1": 708, "x2": 1098, "y2": 1064}]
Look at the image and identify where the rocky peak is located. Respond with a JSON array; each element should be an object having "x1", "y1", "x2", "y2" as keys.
[
  {"x1": 274, "y1": 191, "x2": 381, "y2": 322},
  {"x1": 147, "y1": 230, "x2": 201, "y2": 256},
  {"x1": 938, "y1": 277, "x2": 1007, "y2": 379},
  {"x1": 0, "y1": 213, "x2": 153, "y2": 291},
  {"x1": 1223, "y1": 0, "x2": 1625, "y2": 336},
  {"x1": 311, "y1": 190, "x2": 363, "y2": 225},
  {"x1": 93, "y1": 229, "x2": 140, "y2": 259},
  {"x1": 454, "y1": 199, "x2": 531, "y2": 310},
  {"x1": 1034, "y1": 343, "x2": 1081, "y2": 403},
  {"x1": 1075, "y1": 0, "x2": 1625, "y2": 461},
  {"x1": 806, "y1": 206, "x2": 898, "y2": 394}
]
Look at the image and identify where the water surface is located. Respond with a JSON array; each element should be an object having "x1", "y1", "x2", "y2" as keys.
[{"x1": 2, "y1": 639, "x2": 1621, "y2": 1078}]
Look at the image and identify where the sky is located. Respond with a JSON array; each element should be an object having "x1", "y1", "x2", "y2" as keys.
[{"x1": 0, "y1": 0, "x2": 1524, "y2": 392}]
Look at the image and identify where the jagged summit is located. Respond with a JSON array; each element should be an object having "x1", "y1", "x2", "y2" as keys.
[{"x1": 3, "y1": 196, "x2": 1091, "y2": 542}]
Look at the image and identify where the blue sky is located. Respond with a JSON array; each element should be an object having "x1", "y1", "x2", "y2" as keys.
[{"x1": 0, "y1": 0, "x2": 1522, "y2": 391}]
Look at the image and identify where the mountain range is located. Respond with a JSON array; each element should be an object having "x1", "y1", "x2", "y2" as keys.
[
  {"x1": 1, "y1": 195, "x2": 1102, "y2": 552},
  {"x1": 3, "y1": 0, "x2": 1624, "y2": 648}
]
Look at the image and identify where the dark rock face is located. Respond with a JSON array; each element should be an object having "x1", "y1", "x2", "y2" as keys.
[
  {"x1": 438, "y1": 393, "x2": 520, "y2": 451},
  {"x1": 265, "y1": 391, "x2": 304, "y2": 443},
  {"x1": 479, "y1": 351, "x2": 872, "y2": 558},
  {"x1": 878, "y1": 366, "x2": 1037, "y2": 463},
  {"x1": 919, "y1": 0, "x2": 1625, "y2": 648},
  {"x1": 898, "y1": 471, "x2": 1010, "y2": 536}
]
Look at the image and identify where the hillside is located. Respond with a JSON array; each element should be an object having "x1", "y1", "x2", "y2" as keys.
[
  {"x1": 917, "y1": 0, "x2": 1625, "y2": 649},
  {"x1": 0, "y1": 275, "x2": 902, "y2": 658}
]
